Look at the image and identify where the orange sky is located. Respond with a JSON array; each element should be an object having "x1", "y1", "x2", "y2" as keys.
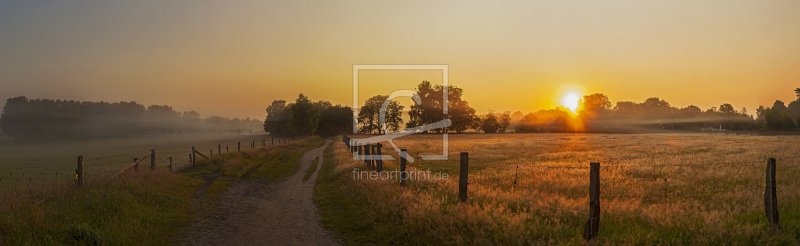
[{"x1": 1, "y1": 1, "x2": 799, "y2": 119}]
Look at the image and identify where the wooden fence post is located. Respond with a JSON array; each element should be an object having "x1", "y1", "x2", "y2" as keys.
[
  {"x1": 238, "y1": 142, "x2": 241, "y2": 152},
  {"x1": 765, "y1": 158, "x2": 780, "y2": 229},
  {"x1": 76, "y1": 156, "x2": 83, "y2": 186},
  {"x1": 210, "y1": 150, "x2": 213, "y2": 157},
  {"x1": 376, "y1": 143, "x2": 383, "y2": 172},
  {"x1": 459, "y1": 152, "x2": 469, "y2": 203},
  {"x1": 371, "y1": 145, "x2": 377, "y2": 169},
  {"x1": 218, "y1": 144, "x2": 221, "y2": 155},
  {"x1": 168, "y1": 156, "x2": 173, "y2": 172},
  {"x1": 357, "y1": 144, "x2": 362, "y2": 160},
  {"x1": 364, "y1": 143, "x2": 371, "y2": 168},
  {"x1": 134, "y1": 158, "x2": 139, "y2": 172},
  {"x1": 272, "y1": 137, "x2": 274, "y2": 145},
  {"x1": 584, "y1": 162, "x2": 601, "y2": 241},
  {"x1": 252, "y1": 140, "x2": 255, "y2": 149},
  {"x1": 192, "y1": 146, "x2": 196, "y2": 168},
  {"x1": 226, "y1": 145, "x2": 229, "y2": 153},
  {"x1": 400, "y1": 149, "x2": 407, "y2": 186},
  {"x1": 150, "y1": 149, "x2": 155, "y2": 170}
]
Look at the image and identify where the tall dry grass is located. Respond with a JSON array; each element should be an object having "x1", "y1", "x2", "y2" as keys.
[{"x1": 318, "y1": 133, "x2": 800, "y2": 244}]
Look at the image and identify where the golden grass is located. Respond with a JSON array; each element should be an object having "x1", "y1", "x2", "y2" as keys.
[{"x1": 320, "y1": 133, "x2": 800, "y2": 244}]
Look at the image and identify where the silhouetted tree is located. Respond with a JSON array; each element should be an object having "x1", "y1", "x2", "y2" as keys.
[
  {"x1": 358, "y1": 95, "x2": 403, "y2": 134},
  {"x1": 0, "y1": 96, "x2": 259, "y2": 141},
  {"x1": 406, "y1": 81, "x2": 476, "y2": 133},
  {"x1": 316, "y1": 105, "x2": 353, "y2": 137},
  {"x1": 578, "y1": 93, "x2": 611, "y2": 119},
  {"x1": 478, "y1": 111, "x2": 502, "y2": 133},
  {"x1": 264, "y1": 100, "x2": 292, "y2": 137},
  {"x1": 289, "y1": 94, "x2": 318, "y2": 136}
]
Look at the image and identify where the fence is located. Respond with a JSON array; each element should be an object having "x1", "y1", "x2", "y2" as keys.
[
  {"x1": 55, "y1": 136, "x2": 306, "y2": 186},
  {"x1": 340, "y1": 135, "x2": 799, "y2": 241}
]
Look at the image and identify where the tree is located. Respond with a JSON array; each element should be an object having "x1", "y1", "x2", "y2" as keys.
[
  {"x1": 358, "y1": 95, "x2": 404, "y2": 134},
  {"x1": 289, "y1": 94, "x2": 318, "y2": 136},
  {"x1": 515, "y1": 113, "x2": 539, "y2": 132},
  {"x1": 578, "y1": 93, "x2": 611, "y2": 118},
  {"x1": 719, "y1": 103, "x2": 737, "y2": 115},
  {"x1": 0, "y1": 96, "x2": 261, "y2": 141},
  {"x1": 407, "y1": 81, "x2": 442, "y2": 131},
  {"x1": 406, "y1": 81, "x2": 476, "y2": 133},
  {"x1": 316, "y1": 105, "x2": 353, "y2": 137},
  {"x1": 499, "y1": 111, "x2": 511, "y2": 132},
  {"x1": 479, "y1": 111, "x2": 502, "y2": 133},
  {"x1": 512, "y1": 111, "x2": 523, "y2": 121},
  {"x1": 264, "y1": 100, "x2": 292, "y2": 136},
  {"x1": 679, "y1": 105, "x2": 702, "y2": 115}
]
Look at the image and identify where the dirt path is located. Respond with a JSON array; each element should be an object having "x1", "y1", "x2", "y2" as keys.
[{"x1": 179, "y1": 140, "x2": 338, "y2": 246}]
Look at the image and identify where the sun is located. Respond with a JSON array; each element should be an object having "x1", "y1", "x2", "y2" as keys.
[{"x1": 561, "y1": 92, "x2": 581, "y2": 113}]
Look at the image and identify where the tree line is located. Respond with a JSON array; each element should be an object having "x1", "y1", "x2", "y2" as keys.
[
  {"x1": 0, "y1": 96, "x2": 262, "y2": 141},
  {"x1": 263, "y1": 94, "x2": 352, "y2": 138},
  {"x1": 339, "y1": 82, "x2": 800, "y2": 134}
]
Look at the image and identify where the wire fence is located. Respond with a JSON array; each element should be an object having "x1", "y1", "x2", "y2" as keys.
[
  {"x1": 340, "y1": 136, "x2": 797, "y2": 239},
  {"x1": 0, "y1": 135, "x2": 309, "y2": 191}
]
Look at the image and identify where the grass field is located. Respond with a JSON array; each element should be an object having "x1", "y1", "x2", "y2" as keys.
[
  {"x1": 0, "y1": 133, "x2": 297, "y2": 189},
  {"x1": 316, "y1": 133, "x2": 800, "y2": 244},
  {"x1": 0, "y1": 135, "x2": 322, "y2": 245}
]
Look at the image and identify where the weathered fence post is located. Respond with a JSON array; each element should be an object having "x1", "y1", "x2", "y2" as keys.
[
  {"x1": 218, "y1": 144, "x2": 221, "y2": 155},
  {"x1": 271, "y1": 137, "x2": 274, "y2": 145},
  {"x1": 400, "y1": 149, "x2": 407, "y2": 186},
  {"x1": 364, "y1": 143, "x2": 371, "y2": 168},
  {"x1": 376, "y1": 143, "x2": 383, "y2": 172},
  {"x1": 151, "y1": 149, "x2": 156, "y2": 170},
  {"x1": 765, "y1": 158, "x2": 780, "y2": 229},
  {"x1": 168, "y1": 156, "x2": 173, "y2": 172},
  {"x1": 357, "y1": 144, "x2": 362, "y2": 160},
  {"x1": 76, "y1": 156, "x2": 83, "y2": 186},
  {"x1": 192, "y1": 146, "x2": 196, "y2": 168},
  {"x1": 238, "y1": 142, "x2": 241, "y2": 152},
  {"x1": 226, "y1": 145, "x2": 229, "y2": 153},
  {"x1": 252, "y1": 140, "x2": 255, "y2": 149},
  {"x1": 459, "y1": 152, "x2": 469, "y2": 203},
  {"x1": 210, "y1": 150, "x2": 213, "y2": 157},
  {"x1": 584, "y1": 162, "x2": 601, "y2": 241},
  {"x1": 134, "y1": 158, "x2": 139, "y2": 172},
  {"x1": 371, "y1": 145, "x2": 377, "y2": 169}
]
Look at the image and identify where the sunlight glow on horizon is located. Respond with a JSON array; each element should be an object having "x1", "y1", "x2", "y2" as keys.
[
  {"x1": 0, "y1": 1, "x2": 799, "y2": 119},
  {"x1": 561, "y1": 92, "x2": 582, "y2": 114}
]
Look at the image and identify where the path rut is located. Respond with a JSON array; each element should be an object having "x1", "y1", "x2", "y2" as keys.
[{"x1": 179, "y1": 140, "x2": 338, "y2": 246}]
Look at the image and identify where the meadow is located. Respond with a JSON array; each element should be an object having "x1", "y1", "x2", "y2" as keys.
[
  {"x1": 316, "y1": 133, "x2": 800, "y2": 245},
  {"x1": 0, "y1": 134, "x2": 324, "y2": 245},
  {"x1": 0, "y1": 133, "x2": 292, "y2": 189}
]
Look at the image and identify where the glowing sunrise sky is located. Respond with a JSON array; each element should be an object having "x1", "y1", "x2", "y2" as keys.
[{"x1": 1, "y1": 0, "x2": 799, "y2": 119}]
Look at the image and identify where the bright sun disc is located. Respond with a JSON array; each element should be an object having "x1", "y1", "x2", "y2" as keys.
[{"x1": 561, "y1": 92, "x2": 581, "y2": 113}]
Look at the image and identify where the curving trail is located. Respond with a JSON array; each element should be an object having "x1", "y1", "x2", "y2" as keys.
[{"x1": 179, "y1": 140, "x2": 338, "y2": 246}]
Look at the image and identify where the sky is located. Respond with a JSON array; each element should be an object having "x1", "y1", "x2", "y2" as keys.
[{"x1": 1, "y1": 0, "x2": 799, "y2": 119}]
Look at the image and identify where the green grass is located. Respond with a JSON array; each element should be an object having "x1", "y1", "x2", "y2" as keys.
[
  {"x1": 0, "y1": 133, "x2": 280, "y2": 189},
  {"x1": 314, "y1": 144, "x2": 382, "y2": 245},
  {"x1": 0, "y1": 170, "x2": 204, "y2": 245},
  {"x1": 0, "y1": 135, "x2": 325, "y2": 245}
]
